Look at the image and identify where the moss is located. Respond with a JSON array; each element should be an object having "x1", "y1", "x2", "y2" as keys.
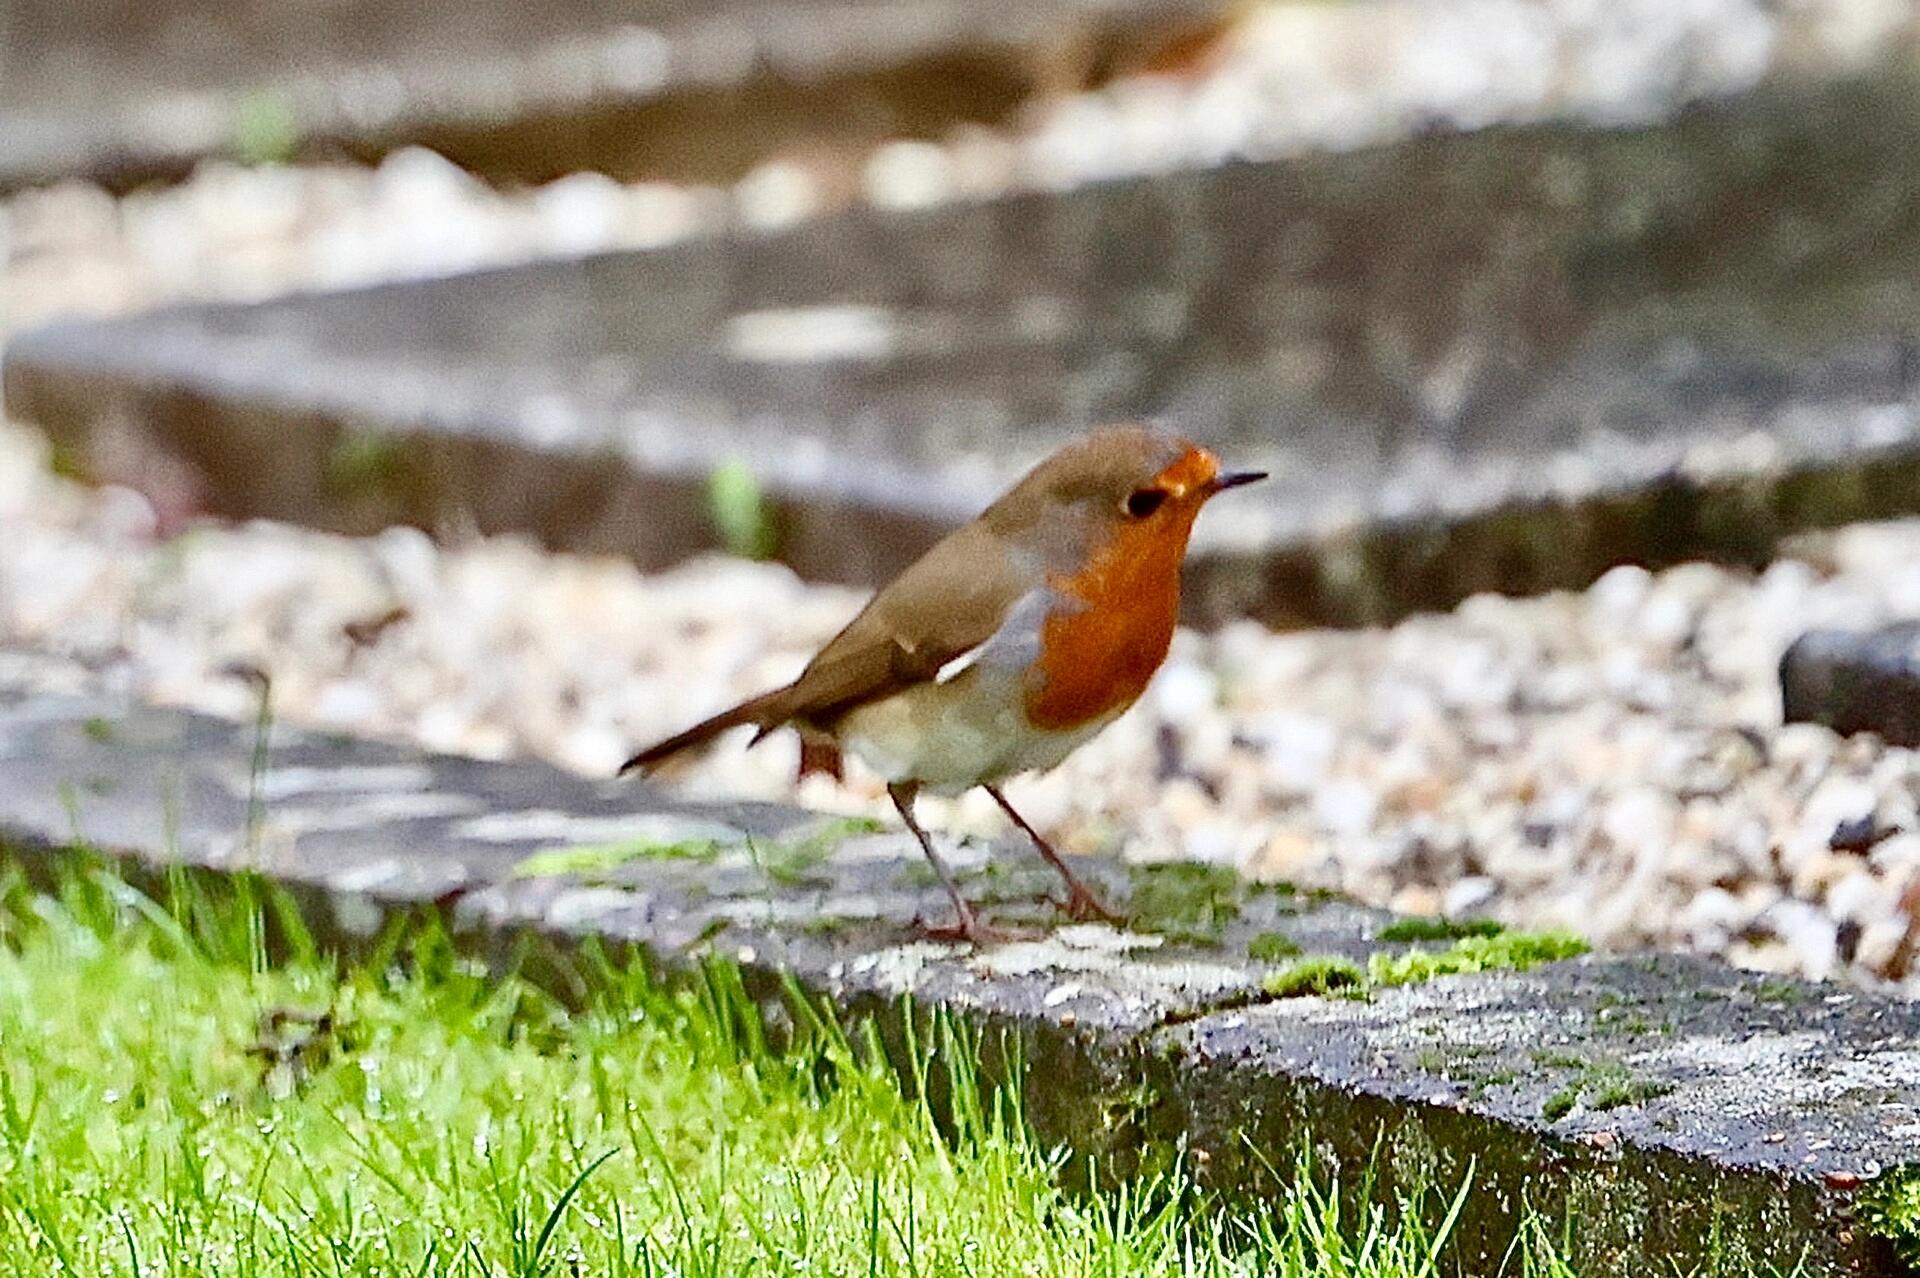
[
  {"x1": 1378, "y1": 916, "x2": 1505, "y2": 943},
  {"x1": 1861, "y1": 1165, "x2": 1920, "y2": 1267},
  {"x1": 1754, "y1": 979, "x2": 1813, "y2": 1005},
  {"x1": 514, "y1": 838, "x2": 723, "y2": 879},
  {"x1": 1541, "y1": 1085, "x2": 1580, "y2": 1122},
  {"x1": 1367, "y1": 930, "x2": 1588, "y2": 987},
  {"x1": 1252, "y1": 929, "x2": 1585, "y2": 1005},
  {"x1": 1531, "y1": 1049, "x2": 1588, "y2": 1070},
  {"x1": 756, "y1": 817, "x2": 886, "y2": 887},
  {"x1": 1594, "y1": 1007, "x2": 1668, "y2": 1037},
  {"x1": 1252, "y1": 880, "x2": 1343, "y2": 905},
  {"x1": 1534, "y1": 1054, "x2": 1671, "y2": 1120},
  {"x1": 1127, "y1": 862, "x2": 1244, "y2": 944},
  {"x1": 1261, "y1": 956, "x2": 1367, "y2": 999},
  {"x1": 1412, "y1": 1044, "x2": 1521, "y2": 1100},
  {"x1": 1247, "y1": 931, "x2": 1303, "y2": 962},
  {"x1": 893, "y1": 860, "x2": 941, "y2": 889},
  {"x1": 80, "y1": 717, "x2": 116, "y2": 744},
  {"x1": 1587, "y1": 1071, "x2": 1671, "y2": 1111},
  {"x1": 798, "y1": 913, "x2": 875, "y2": 937}
]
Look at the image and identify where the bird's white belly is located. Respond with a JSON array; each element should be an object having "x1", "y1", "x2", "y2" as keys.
[{"x1": 838, "y1": 666, "x2": 1116, "y2": 794}]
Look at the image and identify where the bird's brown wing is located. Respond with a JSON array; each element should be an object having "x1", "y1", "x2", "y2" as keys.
[
  {"x1": 620, "y1": 522, "x2": 1031, "y2": 774},
  {"x1": 760, "y1": 520, "x2": 1031, "y2": 729}
]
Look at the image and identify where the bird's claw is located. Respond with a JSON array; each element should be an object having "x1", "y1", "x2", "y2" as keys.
[
  {"x1": 1050, "y1": 884, "x2": 1126, "y2": 926},
  {"x1": 911, "y1": 911, "x2": 1040, "y2": 947}
]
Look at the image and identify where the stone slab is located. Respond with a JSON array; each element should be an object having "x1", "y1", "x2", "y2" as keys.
[
  {"x1": 0, "y1": 0, "x2": 1225, "y2": 191},
  {"x1": 0, "y1": 663, "x2": 1916, "y2": 1273},
  {"x1": 22, "y1": 66, "x2": 1920, "y2": 625}
]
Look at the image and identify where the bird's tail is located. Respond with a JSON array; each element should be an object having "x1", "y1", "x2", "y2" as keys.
[{"x1": 618, "y1": 687, "x2": 793, "y2": 775}]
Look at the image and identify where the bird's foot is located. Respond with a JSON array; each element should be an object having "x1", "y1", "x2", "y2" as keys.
[
  {"x1": 911, "y1": 909, "x2": 1041, "y2": 947},
  {"x1": 1051, "y1": 881, "x2": 1126, "y2": 926}
]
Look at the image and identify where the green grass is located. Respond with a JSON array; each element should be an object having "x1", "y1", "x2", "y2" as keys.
[
  {"x1": 706, "y1": 457, "x2": 778, "y2": 560},
  {"x1": 1862, "y1": 1165, "x2": 1920, "y2": 1267},
  {"x1": 0, "y1": 856, "x2": 1754, "y2": 1276}
]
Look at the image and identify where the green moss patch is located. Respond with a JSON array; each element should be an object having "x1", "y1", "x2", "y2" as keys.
[
  {"x1": 1247, "y1": 931, "x2": 1303, "y2": 962},
  {"x1": 755, "y1": 816, "x2": 886, "y2": 887},
  {"x1": 1367, "y1": 931, "x2": 1588, "y2": 987},
  {"x1": 1127, "y1": 862, "x2": 1244, "y2": 944},
  {"x1": 1378, "y1": 916, "x2": 1505, "y2": 943},
  {"x1": 1531, "y1": 1052, "x2": 1672, "y2": 1121},
  {"x1": 1255, "y1": 930, "x2": 1587, "y2": 1005},
  {"x1": 515, "y1": 837, "x2": 724, "y2": 879},
  {"x1": 1541, "y1": 1083, "x2": 1581, "y2": 1122},
  {"x1": 1261, "y1": 956, "x2": 1368, "y2": 999}
]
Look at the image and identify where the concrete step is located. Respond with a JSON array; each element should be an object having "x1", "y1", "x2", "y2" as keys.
[
  {"x1": 0, "y1": 656, "x2": 1913, "y2": 1274},
  {"x1": 17, "y1": 66, "x2": 1920, "y2": 625},
  {"x1": 0, "y1": 0, "x2": 1222, "y2": 192}
]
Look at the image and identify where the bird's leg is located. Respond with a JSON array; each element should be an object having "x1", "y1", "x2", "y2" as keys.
[
  {"x1": 984, "y1": 784, "x2": 1122, "y2": 924},
  {"x1": 889, "y1": 781, "x2": 996, "y2": 945}
]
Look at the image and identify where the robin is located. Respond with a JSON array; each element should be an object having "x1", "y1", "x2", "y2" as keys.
[{"x1": 621, "y1": 425, "x2": 1265, "y2": 942}]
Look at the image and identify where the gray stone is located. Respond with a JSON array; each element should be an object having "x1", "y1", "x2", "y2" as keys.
[
  {"x1": 1784, "y1": 625, "x2": 1920, "y2": 748},
  {"x1": 1, "y1": 669, "x2": 1918, "y2": 1273},
  {"x1": 0, "y1": 0, "x2": 1219, "y2": 190},
  {"x1": 22, "y1": 69, "x2": 1920, "y2": 623}
]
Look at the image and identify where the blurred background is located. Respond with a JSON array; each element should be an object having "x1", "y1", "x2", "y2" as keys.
[{"x1": 9, "y1": 0, "x2": 1920, "y2": 987}]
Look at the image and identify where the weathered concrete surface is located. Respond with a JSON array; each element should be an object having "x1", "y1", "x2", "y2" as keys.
[
  {"x1": 0, "y1": 664, "x2": 1916, "y2": 1274},
  {"x1": 0, "y1": 0, "x2": 1224, "y2": 191},
  {"x1": 21, "y1": 69, "x2": 1920, "y2": 624},
  {"x1": 1784, "y1": 625, "x2": 1920, "y2": 748}
]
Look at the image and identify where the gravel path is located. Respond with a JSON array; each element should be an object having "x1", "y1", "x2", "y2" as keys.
[{"x1": 9, "y1": 410, "x2": 1920, "y2": 990}]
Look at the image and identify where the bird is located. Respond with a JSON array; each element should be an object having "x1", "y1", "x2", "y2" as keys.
[{"x1": 621, "y1": 425, "x2": 1266, "y2": 943}]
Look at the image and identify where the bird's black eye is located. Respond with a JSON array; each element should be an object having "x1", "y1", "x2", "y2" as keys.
[{"x1": 1125, "y1": 487, "x2": 1169, "y2": 518}]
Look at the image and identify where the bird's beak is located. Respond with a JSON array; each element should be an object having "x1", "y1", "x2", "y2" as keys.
[{"x1": 1206, "y1": 470, "x2": 1268, "y2": 494}]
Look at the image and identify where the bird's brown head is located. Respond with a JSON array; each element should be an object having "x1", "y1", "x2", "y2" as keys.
[{"x1": 983, "y1": 424, "x2": 1266, "y2": 568}]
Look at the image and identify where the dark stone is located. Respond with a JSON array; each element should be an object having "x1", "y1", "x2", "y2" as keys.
[
  {"x1": 1831, "y1": 814, "x2": 1895, "y2": 856},
  {"x1": 0, "y1": 668, "x2": 1916, "y2": 1274},
  {"x1": 0, "y1": 0, "x2": 1224, "y2": 191},
  {"x1": 1783, "y1": 625, "x2": 1920, "y2": 747},
  {"x1": 21, "y1": 73, "x2": 1920, "y2": 623}
]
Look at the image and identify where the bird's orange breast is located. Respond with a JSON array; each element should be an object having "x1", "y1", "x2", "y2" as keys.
[{"x1": 1024, "y1": 512, "x2": 1193, "y2": 731}]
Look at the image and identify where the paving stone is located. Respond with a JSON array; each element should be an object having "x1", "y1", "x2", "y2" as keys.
[
  {"x1": 19, "y1": 69, "x2": 1920, "y2": 624},
  {"x1": 0, "y1": 0, "x2": 1224, "y2": 191},
  {"x1": 1, "y1": 669, "x2": 1917, "y2": 1273},
  {"x1": 1783, "y1": 625, "x2": 1920, "y2": 748}
]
